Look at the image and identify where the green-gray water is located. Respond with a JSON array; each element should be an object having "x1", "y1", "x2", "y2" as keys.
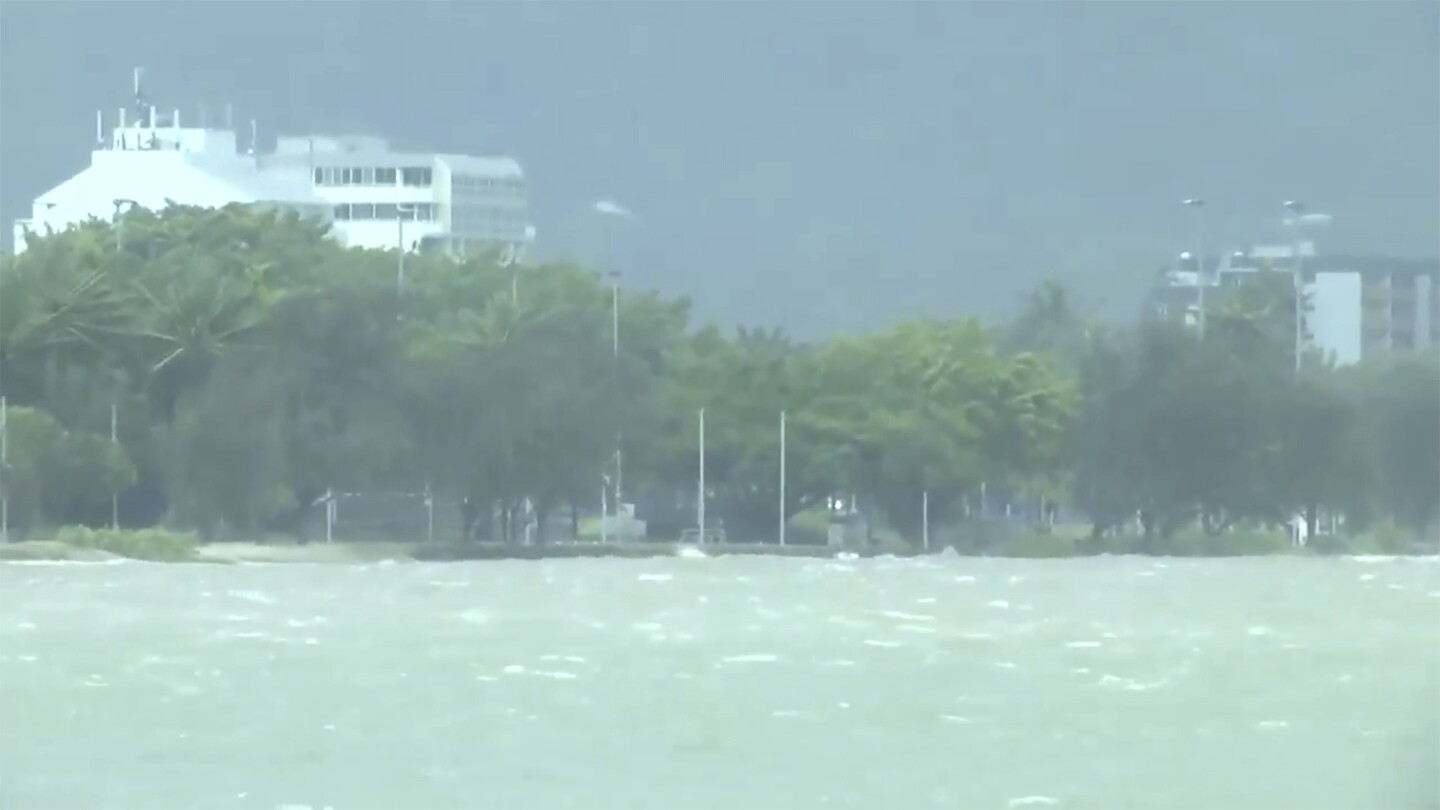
[{"x1": 3, "y1": 554, "x2": 1438, "y2": 810}]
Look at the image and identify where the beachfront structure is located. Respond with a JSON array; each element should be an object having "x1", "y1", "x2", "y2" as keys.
[{"x1": 11, "y1": 72, "x2": 535, "y2": 263}]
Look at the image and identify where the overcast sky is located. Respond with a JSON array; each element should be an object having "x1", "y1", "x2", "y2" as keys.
[{"x1": 2, "y1": 1, "x2": 1436, "y2": 335}]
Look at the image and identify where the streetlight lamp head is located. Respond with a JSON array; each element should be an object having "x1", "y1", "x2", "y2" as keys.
[
  {"x1": 1182, "y1": 198, "x2": 1205, "y2": 207},
  {"x1": 1282, "y1": 200, "x2": 1306, "y2": 214},
  {"x1": 1283, "y1": 212, "x2": 1334, "y2": 229},
  {"x1": 593, "y1": 199, "x2": 636, "y2": 219}
]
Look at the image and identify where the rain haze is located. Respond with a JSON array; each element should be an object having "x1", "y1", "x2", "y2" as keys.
[
  {"x1": 2, "y1": 1, "x2": 1437, "y2": 332},
  {"x1": 2, "y1": 3, "x2": 1439, "y2": 810}
]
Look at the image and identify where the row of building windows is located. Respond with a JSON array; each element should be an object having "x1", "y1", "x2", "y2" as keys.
[
  {"x1": 315, "y1": 166, "x2": 434, "y2": 188},
  {"x1": 333, "y1": 203, "x2": 438, "y2": 221},
  {"x1": 451, "y1": 205, "x2": 527, "y2": 232},
  {"x1": 453, "y1": 174, "x2": 526, "y2": 197}
]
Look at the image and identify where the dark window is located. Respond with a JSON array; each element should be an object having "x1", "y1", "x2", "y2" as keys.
[
  {"x1": 351, "y1": 203, "x2": 375, "y2": 220},
  {"x1": 373, "y1": 203, "x2": 398, "y2": 220},
  {"x1": 333, "y1": 204, "x2": 351, "y2": 221},
  {"x1": 401, "y1": 167, "x2": 432, "y2": 187},
  {"x1": 397, "y1": 205, "x2": 417, "y2": 221},
  {"x1": 313, "y1": 167, "x2": 324, "y2": 185},
  {"x1": 375, "y1": 167, "x2": 397, "y2": 185}
]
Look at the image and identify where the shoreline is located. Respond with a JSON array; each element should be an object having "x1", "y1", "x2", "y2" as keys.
[
  {"x1": 196, "y1": 540, "x2": 924, "y2": 564},
  {"x1": 0, "y1": 539, "x2": 916, "y2": 565},
  {"x1": 2, "y1": 538, "x2": 1436, "y2": 564}
]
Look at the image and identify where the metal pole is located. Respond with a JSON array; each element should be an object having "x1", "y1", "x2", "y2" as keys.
[
  {"x1": 112, "y1": 199, "x2": 137, "y2": 252},
  {"x1": 1181, "y1": 199, "x2": 1209, "y2": 339},
  {"x1": 396, "y1": 216, "x2": 406, "y2": 296},
  {"x1": 325, "y1": 488, "x2": 334, "y2": 544},
  {"x1": 779, "y1": 410, "x2": 787, "y2": 546},
  {"x1": 600, "y1": 478, "x2": 609, "y2": 545},
  {"x1": 611, "y1": 281, "x2": 620, "y2": 359},
  {"x1": 1, "y1": 396, "x2": 7, "y2": 543},
  {"x1": 698, "y1": 408, "x2": 706, "y2": 544},
  {"x1": 110, "y1": 402, "x2": 119, "y2": 530},
  {"x1": 611, "y1": 276, "x2": 623, "y2": 523},
  {"x1": 424, "y1": 478, "x2": 434, "y2": 544},
  {"x1": 922, "y1": 490, "x2": 930, "y2": 552},
  {"x1": 1283, "y1": 201, "x2": 1312, "y2": 374},
  {"x1": 1294, "y1": 242, "x2": 1304, "y2": 373}
]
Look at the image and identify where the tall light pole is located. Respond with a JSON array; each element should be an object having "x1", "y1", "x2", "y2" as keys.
[
  {"x1": 396, "y1": 203, "x2": 417, "y2": 297},
  {"x1": 1, "y1": 396, "x2": 7, "y2": 543},
  {"x1": 697, "y1": 408, "x2": 706, "y2": 544},
  {"x1": 610, "y1": 271, "x2": 621, "y2": 359},
  {"x1": 112, "y1": 198, "x2": 139, "y2": 251},
  {"x1": 1182, "y1": 198, "x2": 1207, "y2": 340},
  {"x1": 778, "y1": 410, "x2": 787, "y2": 546},
  {"x1": 922, "y1": 490, "x2": 930, "y2": 552},
  {"x1": 502, "y1": 225, "x2": 538, "y2": 305},
  {"x1": 1282, "y1": 201, "x2": 1334, "y2": 373},
  {"x1": 585, "y1": 200, "x2": 636, "y2": 535},
  {"x1": 110, "y1": 402, "x2": 119, "y2": 530},
  {"x1": 609, "y1": 270, "x2": 623, "y2": 519}
]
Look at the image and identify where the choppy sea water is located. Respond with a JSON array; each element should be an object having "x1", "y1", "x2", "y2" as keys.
[{"x1": 2, "y1": 553, "x2": 1438, "y2": 810}]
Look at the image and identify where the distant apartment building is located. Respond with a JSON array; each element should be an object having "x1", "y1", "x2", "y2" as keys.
[
  {"x1": 12, "y1": 72, "x2": 535, "y2": 262},
  {"x1": 1146, "y1": 243, "x2": 1438, "y2": 365}
]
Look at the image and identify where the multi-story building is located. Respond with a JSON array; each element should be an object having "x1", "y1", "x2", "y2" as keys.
[
  {"x1": 1146, "y1": 243, "x2": 1438, "y2": 365},
  {"x1": 260, "y1": 135, "x2": 534, "y2": 258},
  {"x1": 1338, "y1": 256, "x2": 1439, "y2": 358},
  {"x1": 11, "y1": 74, "x2": 534, "y2": 262}
]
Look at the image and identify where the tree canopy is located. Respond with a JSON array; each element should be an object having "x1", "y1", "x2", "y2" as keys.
[{"x1": 1, "y1": 206, "x2": 1435, "y2": 549}]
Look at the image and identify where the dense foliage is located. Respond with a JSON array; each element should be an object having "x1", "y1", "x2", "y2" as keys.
[{"x1": 1, "y1": 207, "x2": 1436, "y2": 549}]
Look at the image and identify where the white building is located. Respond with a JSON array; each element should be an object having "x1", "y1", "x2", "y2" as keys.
[
  {"x1": 260, "y1": 134, "x2": 534, "y2": 259},
  {"x1": 12, "y1": 74, "x2": 535, "y2": 262},
  {"x1": 1150, "y1": 242, "x2": 1438, "y2": 366}
]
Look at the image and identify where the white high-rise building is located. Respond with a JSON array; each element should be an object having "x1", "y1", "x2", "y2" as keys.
[{"x1": 12, "y1": 71, "x2": 535, "y2": 262}]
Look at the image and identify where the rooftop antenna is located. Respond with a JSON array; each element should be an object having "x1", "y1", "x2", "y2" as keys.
[
  {"x1": 95, "y1": 109, "x2": 104, "y2": 148},
  {"x1": 248, "y1": 118, "x2": 257, "y2": 155},
  {"x1": 132, "y1": 67, "x2": 146, "y2": 126}
]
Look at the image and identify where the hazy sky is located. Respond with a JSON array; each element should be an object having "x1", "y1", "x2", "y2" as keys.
[{"x1": 2, "y1": 1, "x2": 1437, "y2": 334}]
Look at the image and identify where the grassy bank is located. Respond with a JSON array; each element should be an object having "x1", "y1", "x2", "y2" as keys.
[
  {"x1": 0, "y1": 527, "x2": 201, "y2": 562},
  {"x1": 0, "y1": 540, "x2": 124, "y2": 562}
]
